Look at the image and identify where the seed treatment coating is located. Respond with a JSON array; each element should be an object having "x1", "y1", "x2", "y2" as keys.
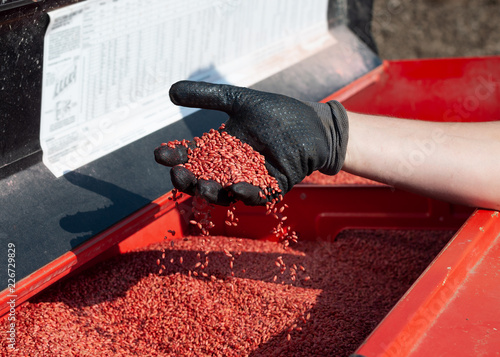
[{"x1": 182, "y1": 124, "x2": 281, "y2": 195}]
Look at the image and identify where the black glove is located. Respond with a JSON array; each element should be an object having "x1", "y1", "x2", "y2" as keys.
[{"x1": 154, "y1": 81, "x2": 349, "y2": 206}]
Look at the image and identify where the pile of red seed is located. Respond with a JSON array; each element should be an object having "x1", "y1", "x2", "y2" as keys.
[
  {"x1": 301, "y1": 170, "x2": 383, "y2": 185},
  {"x1": 2, "y1": 229, "x2": 454, "y2": 356}
]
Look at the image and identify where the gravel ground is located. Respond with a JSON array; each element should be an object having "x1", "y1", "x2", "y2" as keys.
[{"x1": 372, "y1": 0, "x2": 500, "y2": 59}]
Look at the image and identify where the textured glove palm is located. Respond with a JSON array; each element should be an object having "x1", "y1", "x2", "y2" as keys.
[{"x1": 154, "y1": 81, "x2": 348, "y2": 205}]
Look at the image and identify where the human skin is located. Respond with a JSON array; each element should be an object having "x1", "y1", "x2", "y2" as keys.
[{"x1": 343, "y1": 111, "x2": 500, "y2": 210}]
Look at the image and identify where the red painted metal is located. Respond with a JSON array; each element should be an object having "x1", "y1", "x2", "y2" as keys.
[
  {"x1": 2, "y1": 56, "x2": 499, "y2": 357},
  {"x1": 325, "y1": 57, "x2": 500, "y2": 123},
  {"x1": 208, "y1": 185, "x2": 472, "y2": 241},
  {"x1": 355, "y1": 209, "x2": 500, "y2": 357}
]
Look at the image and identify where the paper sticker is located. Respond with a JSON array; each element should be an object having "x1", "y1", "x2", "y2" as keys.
[{"x1": 40, "y1": 0, "x2": 333, "y2": 177}]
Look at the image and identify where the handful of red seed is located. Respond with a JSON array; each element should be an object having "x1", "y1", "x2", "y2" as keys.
[
  {"x1": 166, "y1": 125, "x2": 298, "y2": 248},
  {"x1": 168, "y1": 124, "x2": 281, "y2": 194}
]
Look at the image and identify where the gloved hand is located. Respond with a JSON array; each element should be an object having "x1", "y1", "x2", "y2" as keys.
[{"x1": 155, "y1": 81, "x2": 349, "y2": 206}]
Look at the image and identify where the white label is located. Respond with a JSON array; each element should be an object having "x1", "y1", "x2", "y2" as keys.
[{"x1": 40, "y1": 0, "x2": 333, "y2": 177}]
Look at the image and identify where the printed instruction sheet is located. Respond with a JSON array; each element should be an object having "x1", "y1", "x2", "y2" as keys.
[{"x1": 40, "y1": 0, "x2": 334, "y2": 177}]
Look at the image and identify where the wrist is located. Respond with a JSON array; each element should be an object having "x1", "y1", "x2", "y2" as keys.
[{"x1": 318, "y1": 100, "x2": 349, "y2": 175}]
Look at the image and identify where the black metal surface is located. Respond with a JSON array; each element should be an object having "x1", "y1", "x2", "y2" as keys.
[
  {"x1": 0, "y1": 0, "x2": 82, "y2": 174},
  {"x1": 0, "y1": 0, "x2": 43, "y2": 13},
  {"x1": 0, "y1": 2, "x2": 380, "y2": 290}
]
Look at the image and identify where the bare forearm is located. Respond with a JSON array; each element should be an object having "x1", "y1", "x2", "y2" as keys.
[{"x1": 343, "y1": 112, "x2": 500, "y2": 210}]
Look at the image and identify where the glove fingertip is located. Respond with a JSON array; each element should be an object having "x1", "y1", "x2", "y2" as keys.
[
  {"x1": 169, "y1": 81, "x2": 195, "y2": 105},
  {"x1": 197, "y1": 179, "x2": 233, "y2": 206},
  {"x1": 171, "y1": 165, "x2": 197, "y2": 196},
  {"x1": 169, "y1": 80, "x2": 239, "y2": 114},
  {"x1": 228, "y1": 182, "x2": 267, "y2": 206},
  {"x1": 155, "y1": 144, "x2": 191, "y2": 167}
]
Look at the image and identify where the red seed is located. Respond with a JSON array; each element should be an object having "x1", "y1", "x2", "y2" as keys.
[{"x1": 12, "y1": 229, "x2": 453, "y2": 356}]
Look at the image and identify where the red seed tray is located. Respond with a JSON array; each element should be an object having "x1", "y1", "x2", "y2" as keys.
[
  {"x1": 1, "y1": 230, "x2": 455, "y2": 356},
  {"x1": 2, "y1": 56, "x2": 500, "y2": 356}
]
